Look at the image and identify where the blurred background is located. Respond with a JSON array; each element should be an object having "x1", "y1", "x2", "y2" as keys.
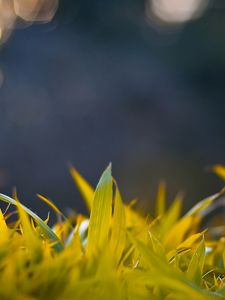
[{"x1": 0, "y1": 0, "x2": 225, "y2": 216}]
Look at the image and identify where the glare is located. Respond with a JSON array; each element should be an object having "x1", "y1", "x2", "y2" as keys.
[{"x1": 147, "y1": 0, "x2": 209, "y2": 24}]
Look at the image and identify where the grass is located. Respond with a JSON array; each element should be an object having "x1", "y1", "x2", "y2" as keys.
[{"x1": 0, "y1": 165, "x2": 224, "y2": 299}]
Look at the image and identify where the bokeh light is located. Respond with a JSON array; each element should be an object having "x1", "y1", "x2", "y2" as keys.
[
  {"x1": 146, "y1": 0, "x2": 209, "y2": 26},
  {"x1": 0, "y1": 0, "x2": 16, "y2": 43},
  {"x1": 0, "y1": 0, "x2": 58, "y2": 43}
]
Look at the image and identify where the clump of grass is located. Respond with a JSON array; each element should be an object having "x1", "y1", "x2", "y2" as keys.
[{"x1": 0, "y1": 165, "x2": 225, "y2": 299}]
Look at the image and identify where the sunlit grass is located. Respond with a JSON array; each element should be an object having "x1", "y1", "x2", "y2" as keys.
[{"x1": 0, "y1": 164, "x2": 224, "y2": 299}]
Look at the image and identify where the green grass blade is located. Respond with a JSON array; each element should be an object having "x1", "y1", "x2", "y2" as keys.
[
  {"x1": 186, "y1": 238, "x2": 205, "y2": 285},
  {"x1": 0, "y1": 193, "x2": 64, "y2": 252},
  {"x1": 87, "y1": 164, "x2": 113, "y2": 256},
  {"x1": 185, "y1": 191, "x2": 223, "y2": 217},
  {"x1": 110, "y1": 182, "x2": 126, "y2": 265}
]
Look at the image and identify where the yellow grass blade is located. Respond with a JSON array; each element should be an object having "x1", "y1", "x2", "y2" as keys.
[
  {"x1": 70, "y1": 165, "x2": 94, "y2": 211},
  {"x1": 110, "y1": 182, "x2": 126, "y2": 265},
  {"x1": 0, "y1": 209, "x2": 9, "y2": 244},
  {"x1": 0, "y1": 193, "x2": 63, "y2": 252},
  {"x1": 186, "y1": 238, "x2": 205, "y2": 285},
  {"x1": 178, "y1": 232, "x2": 204, "y2": 250},
  {"x1": 130, "y1": 237, "x2": 221, "y2": 300},
  {"x1": 185, "y1": 191, "x2": 222, "y2": 217},
  {"x1": 125, "y1": 204, "x2": 146, "y2": 228},
  {"x1": 167, "y1": 232, "x2": 204, "y2": 261},
  {"x1": 16, "y1": 200, "x2": 41, "y2": 261},
  {"x1": 159, "y1": 194, "x2": 182, "y2": 239},
  {"x1": 37, "y1": 194, "x2": 62, "y2": 216},
  {"x1": 213, "y1": 165, "x2": 225, "y2": 181},
  {"x1": 163, "y1": 215, "x2": 194, "y2": 250},
  {"x1": 0, "y1": 165, "x2": 224, "y2": 299}
]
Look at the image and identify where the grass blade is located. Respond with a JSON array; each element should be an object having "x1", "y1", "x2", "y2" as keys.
[
  {"x1": 0, "y1": 193, "x2": 64, "y2": 252},
  {"x1": 70, "y1": 165, "x2": 94, "y2": 211},
  {"x1": 87, "y1": 164, "x2": 112, "y2": 256}
]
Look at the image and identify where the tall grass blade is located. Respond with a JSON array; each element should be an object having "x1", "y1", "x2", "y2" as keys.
[
  {"x1": 70, "y1": 166, "x2": 94, "y2": 211},
  {"x1": 87, "y1": 164, "x2": 113, "y2": 256}
]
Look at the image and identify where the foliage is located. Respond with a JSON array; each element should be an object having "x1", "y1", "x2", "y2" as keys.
[{"x1": 0, "y1": 165, "x2": 225, "y2": 299}]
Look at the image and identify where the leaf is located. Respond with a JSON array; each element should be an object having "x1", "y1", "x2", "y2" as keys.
[
  {"x1": 159, "y1": 194, "x2": 182, "y2": 239},
  {"x1": 177, "y1": 232, "x2": 204, "y2": 250},
  {"x1": 16, "y1": 200, "x2": 42, "y2": 261},
  {"x1": 0, "y1": 193, "x2": 63, "y2": 252},
  {"x1": 186, "y1": 239, "x2": 206, "y2": 286},
  {"x1": 130, "y1": 237, "x2": 221, "y2": 300},
  {"x1": 110, "y1": 182, "x2": 126, "y2": 265},
  {"x1": 213, "y1": 165, "x2": 225, "y2": 181},
  {"x1": 70, "y1": 165, "x2": 94, "y2": 211},
  {"x1": 148, "y1": 230, "x2": 166, "y2": 260},
  {"x1": 125, "y1": 204, "x2": 146, "y2": 229},
  {"x1": 36, "y1": 194, "x2": 64, "y2": 217},
  {"x1": 163, "y1": 215, "x2": 194, "y2": 251},
  {"x1": 185, "y1": 191, "x2": 222, "y2": 218},
  {"x1": 0, "y1": 209, "x2": 9, "y2": 244},
  {"x1": 87, "y1": 164, "x2": 113, "y2": 256}
]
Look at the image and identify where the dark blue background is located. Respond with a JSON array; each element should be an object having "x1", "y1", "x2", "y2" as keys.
[{"x1": 0, "y1": 0, "x2": 225, "y2": 216}]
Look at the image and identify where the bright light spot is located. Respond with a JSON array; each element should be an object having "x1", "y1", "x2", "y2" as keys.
[
  {"x1": 0, "y1": 0, "x2": 58, "y2": 44},
  {"x1": 0, "y1": 0, "x2": 16, "y2": 43},
  {"x1": 13, "y1": 0, "x2": 59, "y2": 22},
  {"x1": 0, "y1": 1, "x2": 16, "y2": 28},
  {"x1": 34, "y1": 0, "x2": 59, "y2": 22},
  {"x1": 147, "y1": 0, "x2": 209, "y2": 24},
  {"x1": 13, "y1": 0, "x2": 39, "y2": 21},
  {"x1": 79, "y1": 220, "x2": 89, "y2": 237},
  {"x1": 205, "y1": 247, "x2": 212, "y2": 254}
]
